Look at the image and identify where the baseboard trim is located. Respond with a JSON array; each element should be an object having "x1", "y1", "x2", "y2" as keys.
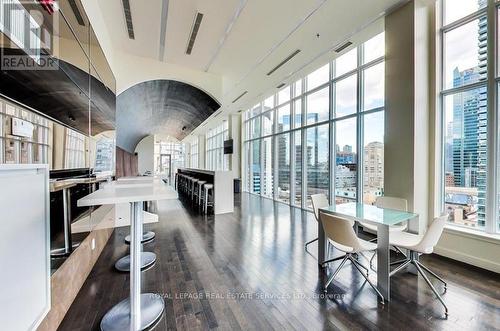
[{"x1": 433, "y1": 246, "x2": 500, "y2": 274}]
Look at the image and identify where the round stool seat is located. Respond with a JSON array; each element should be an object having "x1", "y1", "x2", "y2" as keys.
[
  {"x1": 115, "y1": 252, "x2": 156, "y2": 272},
  {"x1": 124, "y1": 231, "x2": 155, "y2": 244}
]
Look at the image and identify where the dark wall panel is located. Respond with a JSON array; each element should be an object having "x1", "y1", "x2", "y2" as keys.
[{"x1": 115, "y1": 146, "x2": 138, "y2": 178}]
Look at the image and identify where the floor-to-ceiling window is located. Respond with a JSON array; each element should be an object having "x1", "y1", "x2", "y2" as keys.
[
  {"x1": 306, "y1": 124, "x2": 329, "y2": 208},
  {"x1": 206, "y1": 121, "x2": 229, "y2": 171},
  {"x1": 242, "y1": 32, "x2": 385, "y2": 210},
  {"x1": 190, "y1": 138, "x2": 199, "y2": 168},
  {"x1": 65, "y1": 130, "x2": 86, "y2": 169},
  {"x1": 154, "y1": 140, "x2": 185, "y2": 179},
  {"x1": 0, "y1": 98, "x2": 50, "y2": 164},
  {"x1": 277, "y1": 132, "x2": 290, "y2": 203},
  {"x1": 439, "y1": 0, "x2": 500, "y2": 233},
  {"x1": 262, "y1": 136, "x2": 274, "y2": 197},
  {"x1": 94, "y1": 137, "x2": 115, "y2": 173},
  {"x1": 251, "y1": 139, "x2": 261, "y2": 194}
]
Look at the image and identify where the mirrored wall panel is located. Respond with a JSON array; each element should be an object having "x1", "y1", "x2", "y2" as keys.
[{"x1": 0, "y1": 0, "x2": 116, "y2": 272}]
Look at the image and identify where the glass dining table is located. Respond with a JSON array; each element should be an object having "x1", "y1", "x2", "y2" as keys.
[{"x1": 318, "y1": 202, "x2": 418, "y2": 301}]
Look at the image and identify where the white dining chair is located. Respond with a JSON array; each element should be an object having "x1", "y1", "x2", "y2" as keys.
[
  {"x1": 312, "y1": 194, "x2": 367, "y2": 267},
  {"x1": 308, "y1": 194, "x2": 329, "y2": 250},
  {"x1": 360, "y1": 196, "x2": 408, "y2": 235},
  {"x1": 389, "y1": 214, "x2": 449, "y2": 316},
  {"x1": 320, "y1": 212, "x2": 385, "y2": 303}
]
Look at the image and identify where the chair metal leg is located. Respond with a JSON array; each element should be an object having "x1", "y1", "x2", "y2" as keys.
[
  {"x1": 369, "y1": 251, "x2": 376, "y2": 268},
  {"x1": 350, "y1": 255, "x2": 385, "y2": 304},
  {"x1": 368, "y1": 245, "x2": 406, "y2": 269},
  {"x1": 394, "y1": 246, "x2": 408, "y2": 258},
  {"x1": 351, "y1": 257, "x2": 369, "y2": 275},
  {"x1": 356, "y1": 252, "x2": 371, "y2": 265},
  {"x1": 389, "y1": 259, "x2": 411, "y2": 277},
  {"x1": 321, "y1": 254, "x2": 347, "y2": 266},
  {"x1": 416, "y1": 261, "x2": 447, "y2": 289},
  {"x1": 324, "y1": 256, "x2": 348, "y2": 291},
  {"x1": 413, "y1": 261, "x2": 448, "y2": 317},
  {"x1": 390, "y1": 258, "x2": 408, "y2": 266},
  {"x1": 305, "y1": 237, "x2": 318, "y2": 250}
]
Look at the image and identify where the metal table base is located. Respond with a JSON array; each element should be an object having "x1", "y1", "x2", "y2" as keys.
[
  {"x1": 125, "y1": 231, "x2": 155, "y2": 244},
  {"x1": 115, "y1": 252, "x2": 156, "y2": 272},
  {"x1": 100, "y1": 293, "x2": 164, "y2": 331},
  {"x1": 101, "y1": 201, "x2": 164, "y2": 331},
  {"x1": 50, "y1": 186, "x2": 75, "y2": 258},
  {"x1": 50, "y1": 242, "x2": 80, "y2": 258}
]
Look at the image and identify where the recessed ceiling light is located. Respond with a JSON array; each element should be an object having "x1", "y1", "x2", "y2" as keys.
[
  {"x1": 334, "y1": 41, "x2": 353, "y2": 53},
  {"x1": 267, "y1": 49, "x2": 301, "y2": 76},
  {"x1": 232, "y1": 91, "x2": 248, "y2": 103},
  {"x1": 121, "y1": 0, "x2": 135, "y2": 39},
  {"x1": 186, "y1": 12, "x2": 204, "y2": 55}
]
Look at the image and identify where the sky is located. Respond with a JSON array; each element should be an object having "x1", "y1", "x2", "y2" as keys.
[
  {"x1": 443, "y1": 0, "x2": 486, "y2": 129},
  {"x1": 445, "y1": 0, "x2": 483, "y2": 25}
]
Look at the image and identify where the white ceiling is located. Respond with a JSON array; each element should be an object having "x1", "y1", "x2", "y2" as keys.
[{"x1": 89, "y1": 0, "x2": 407, "y2": 136}]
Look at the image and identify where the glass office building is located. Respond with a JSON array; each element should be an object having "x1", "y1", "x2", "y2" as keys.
[{"x1": 243, "y1": 33, "x2": 385, "y2": 209}]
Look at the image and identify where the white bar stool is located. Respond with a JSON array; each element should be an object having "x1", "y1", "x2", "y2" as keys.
[
  {"x1": 196, "y1": 180, "x2": 207, "y2": 206},
  {"x1": 202, "y1": 184, "x2": 214, "y2": 214},
  {"x1": 188, "y1": 177, "x2": 194, "y2": 200}
]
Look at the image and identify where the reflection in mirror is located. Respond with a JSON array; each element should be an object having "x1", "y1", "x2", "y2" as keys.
[
  {"x1": 91, "y1": 26, "x2": 116, "y2": 94},
  {"x1": 90, "y1": 63, "x2": 115, "y2": 135},
  {"x1": 0, "y1": 7, "x2": 91, "y2": 133},
  {"x1": 0, "y1": 0, "x2": 116, "y2": 273}
]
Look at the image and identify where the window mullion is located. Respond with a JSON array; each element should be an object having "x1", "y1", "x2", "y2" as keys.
[
  {"x1": 357, "y1": 44, "x2": 363, "y2": 204},
  {"x1": 486, "y1": 0, "x2": 498, "y2": 234},
  {"x1": 329, "y1": 63, "x2": 335, "y2": 204}
]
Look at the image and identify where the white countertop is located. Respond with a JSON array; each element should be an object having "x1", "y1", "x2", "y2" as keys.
[
  {"x1": 103, "y1": 178, "x2": 163, "y2": 188},
  {"x1": 77, "y1": 184, "x2": 177, "y2": 207},
  {"x1": 69, "y1": 177, "x2": 110, "y2": 184},
  {"x1": 117, "y1": 176, "x2": 163, "y2": 182},
  {"x1": 49, "y1": 180, "x2": 77, "y2": 192}
]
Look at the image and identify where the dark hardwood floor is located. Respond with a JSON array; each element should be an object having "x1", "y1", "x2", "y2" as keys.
[{"x1": 59, "y1": 193, "x2": 500, "y2": 331}]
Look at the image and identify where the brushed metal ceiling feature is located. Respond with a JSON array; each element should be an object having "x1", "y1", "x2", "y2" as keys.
[{"x1": 116, "y1": 80, "x2": 220, "y2": 152}]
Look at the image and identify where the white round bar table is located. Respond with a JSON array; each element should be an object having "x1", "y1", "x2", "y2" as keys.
[
  {"x1": 78, "y1": 183, "x2": 178, "y2": 331},
  {"x1": 104, "y1": 180, "x2": 160, "y2": 246}
]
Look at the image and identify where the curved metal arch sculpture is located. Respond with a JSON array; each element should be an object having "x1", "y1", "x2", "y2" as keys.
[{"x1": 117, "y1": 80, "x2": 220, "y2": 152}]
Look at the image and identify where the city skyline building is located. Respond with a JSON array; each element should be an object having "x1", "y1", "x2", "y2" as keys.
[{"x1": 446, "y1": 3, "x2": 487, "y2": 227}]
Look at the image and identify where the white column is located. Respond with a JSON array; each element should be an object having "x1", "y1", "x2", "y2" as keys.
[{"x1": 384, "y1": 0, "x2": 434, "y2": 233}]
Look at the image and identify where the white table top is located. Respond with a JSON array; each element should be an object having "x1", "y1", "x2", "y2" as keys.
[
  {"x1": 117, "y1": 176, "x2": 163, "y2": 182},
  {"x1": 49, "y1": 180, "x2": 77, "y2": 192},
  {"x1": 69, "y1": 177, "x2": 110, "y2": 184},
  {"x1": 103, "y1": 178, "x2": 163, "y2": 188},
  {"x1": 320, "y1": 202, "x2": 418, "y2": 226},
  {"x1": 77, "y1": 184, "x2": 178, "y2": 207}
]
